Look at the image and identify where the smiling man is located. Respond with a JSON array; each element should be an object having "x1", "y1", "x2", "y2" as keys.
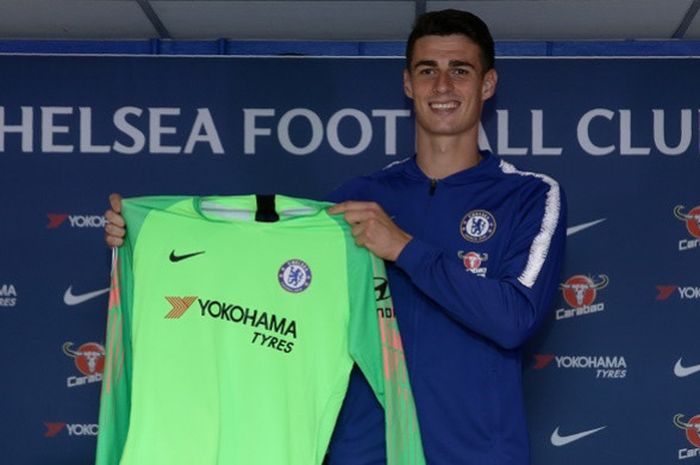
[
  {"x1": 325, "y1": 9, "x2": 567, "y2": 465},
  {"x1": 105, "y1": 9, "x2": 567, "y2": 465}
]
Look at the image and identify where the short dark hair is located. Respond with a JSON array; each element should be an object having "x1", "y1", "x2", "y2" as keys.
[{"x1": 405, "y1": 9, "x2": 495, "y2": 72}]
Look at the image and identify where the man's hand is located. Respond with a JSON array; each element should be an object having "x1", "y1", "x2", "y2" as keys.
[
  {"x1": 104, "y1": 193, "x2": 126, "y2": 247},
  {"x1": 328, "y1": 201, "x2": 412, "y2": 261}
]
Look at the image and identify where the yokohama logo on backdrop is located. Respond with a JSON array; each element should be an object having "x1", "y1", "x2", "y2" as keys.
[
  {"x1": 532, "y1": 353, "x2": 627, "y2": 379},
  {"x1": 656, "y1": 284, "x2": 700, "y2": 301},
  {"x1": 43, "y1": 422, "x2": 98, "y2": 438},
  {"x1": 674, "y1": 205, "x2": 700, "y2": 252},
  {"x1": 554, "y1": 274, "x2": 609, "y2": 321},
  {"x1": 46, "y1": 213, "x2": 106, "y2": 229},
  {"x1": 0, "y1": 283, "x2": 17, "y2": 307}
]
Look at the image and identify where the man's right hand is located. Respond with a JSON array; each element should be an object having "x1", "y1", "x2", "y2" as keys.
[{"x1": 105, "y1": 193, "x2": 126, "y2": 247}]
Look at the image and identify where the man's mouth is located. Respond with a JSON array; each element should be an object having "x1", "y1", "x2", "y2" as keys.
[{"x1": 429, "y1": 101, "x2": 459, "y2": 110}]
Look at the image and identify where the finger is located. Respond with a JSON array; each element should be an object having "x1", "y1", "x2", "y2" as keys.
[
  {"x1": 105, "y1": 233, "x2": 124, "y2": 248},
  {"x1": 109, "y1": 193, "x2": 123, "y2": 213},
  {"x1": 328, "y1": 201, "x2": 378, "y2": 215},
  {"x1": 105, "y1": 223, "x2": 126, "y2": 239},
  {"x1": 343, "y1": 209, "x2": 379, "y2": 225},
  {"x1": 327, "y1": 203, "x2": 345, "y2": 215},
  {"x1": 351, "y1": 231, "x2": 367, "y2": 248},
  {"x1": 105, "y1": 209, "x2": 125, "y2": 228},
  {"x1": 350, "y1": 221, "x2": 367, "y2": 238}
]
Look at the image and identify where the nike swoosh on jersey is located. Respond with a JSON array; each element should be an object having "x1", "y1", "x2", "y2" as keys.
[
  {"x1": 550, "y1": 426, "x2": 606, "y2": 446},
  {"x1": 64, "y1": 286, "x2": 110, "y2": 306},
  {"x1": 674, "y1": 358, "x2": 700, "y2": 378},
  {"x1": 169, "y1": 250, "x2": 206, "y2": 262},
  {"x1": 567, "y1": 219, "x2": 606, "y2": 236}
]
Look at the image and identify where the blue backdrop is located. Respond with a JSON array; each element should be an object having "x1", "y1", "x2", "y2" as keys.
[{"x1": 0, "y1": 45, "x2": 698, "y2": 465}]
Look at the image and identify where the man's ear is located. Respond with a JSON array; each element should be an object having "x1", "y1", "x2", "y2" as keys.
[
  {"x1": 403, "y1": 69, "x2": 414, "y2": 99},
  {"x1": 482, "y1": 69, "x2": 498, "y2": 100}
]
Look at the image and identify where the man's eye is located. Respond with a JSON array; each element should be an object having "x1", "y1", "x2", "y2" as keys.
[
  {"x1": 418, "y1": 68, "x2": 435, "y2": 75},
  {"x1": 452, "y1": 68, "x2": 468, "y2": 75}
]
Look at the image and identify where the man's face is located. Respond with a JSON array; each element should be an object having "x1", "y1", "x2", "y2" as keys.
[{"x1": 403, "y1": 34, "x2": 497, "y2": 139}]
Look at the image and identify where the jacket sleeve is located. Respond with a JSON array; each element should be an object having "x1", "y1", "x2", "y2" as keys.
[{"x1": 395, "y1": 181, "x2": 567, "y2": 350}]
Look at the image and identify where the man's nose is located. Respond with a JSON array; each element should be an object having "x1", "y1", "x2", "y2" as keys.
[{"x1": 434, "y1": 71, "x2": 453, "y2": 93}]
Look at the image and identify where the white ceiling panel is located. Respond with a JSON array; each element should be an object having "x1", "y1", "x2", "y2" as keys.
[
  {"x1": 0, "y1": 0, "x2": 155, "y2": 39},
  {"x1": 0, "y1": 0, "x2": 698, "y2": 42},
  {"x1": 151, "y1": 1, "x2": 415, "y2": 40},
  {"x1": 429, "y1": 0, "x2": 694, "y2": 40}
]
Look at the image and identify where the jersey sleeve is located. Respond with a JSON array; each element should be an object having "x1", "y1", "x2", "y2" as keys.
[
  {"x1": 346, "y1": 245, "x2": 426, "y2": 465},
  {"x1": 95, "y1": 244, "x2": 135, "y2": 465},
  {"x1": 395, "y1": 180, "x2": 567, "y2": 350},
  {"x1": 95, "y1": 197, "x2": 178, "y2": 465}
]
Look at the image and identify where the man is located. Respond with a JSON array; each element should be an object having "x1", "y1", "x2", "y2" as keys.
[{"x1": 106, "y1": 9, "x2": 566, "y2": 464}]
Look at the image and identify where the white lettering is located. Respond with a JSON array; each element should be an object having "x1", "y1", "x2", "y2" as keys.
[
  {"x1": 68, "y1": 215, "x2": 107, "y2": 228},
  {"x1": 184, "y1": 108, "x2": 224, "y2": 154},
  {"x1": 555, "y1": 302, "x2": 605, "y2": 320},
  {"x1": 619, "y1": 110, "x2": 650, "y2": 155},
  {"x1": 497, "y1": 110, "x2": 527, "y2": 155},
  {"x1": 577, "y1": 109, "x2": 615, "y2": 155},
  {"x1": 0, "y1": 284, "x2": 17, "y2": 296},
  {"x1": 555, "y1": 355, "x2": 626, "y2": 370},
  {"x1": 5, "y1": 105, "x2": 700, "y2": 158},
  {"x1": 41, "y1": 106, "x2": 74, "y2": 153},
  {"x1": 277, "y1": 109, "x2": 323, "y2": 155},
  {"x1": 243, "y1": 108, "x2": 275, "y2": 154},
  {"x1": 327, "y1": 109, "x2": 372, "y2": 156},
  {"x1": 0, "y1": 106, "x2": 33, "y2": 152},
  {"x1": 149, "y1": 108, "x2": 181, "y2": 154},
  {"x1": 679, "y1": 447, "x2": 700, "y2": 460},
  {"x1": 531, "y1": 110, "x2": 562, "y2": 155},
  {"x1": 478, "y1": 122, "x2": 493, "y2": 152},
  {"x1": 113, "y1": 106, "x2": 145, "y2": 154},
  {"x1": 653, "y1": 109, "x2": 691, "y2": 155},
  {"x1": 371, "y1": 109, "x2": 410, "y2": 155},
  {"x1": 679, "y1": 238, "x2": 700, "y2": 251},
  {"x1": 79, "y1": 107, "x2": 110, "y2": 153},
  {"x1": 67, "y1": 373, "x2": 103, "y2": 388},
  {"x1": 678, "y1": 286, "x2": 700, "y2": 299},
  {"x1": 596, "y1": 369, "x2": 627, "y2": 378},
  {"x1": 66, "y1": 424, "x2": 99, "y2": 436}
]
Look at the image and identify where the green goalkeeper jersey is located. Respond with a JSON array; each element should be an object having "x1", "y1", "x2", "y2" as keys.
[{"x1": 95, "y1": 195, "x2": 425, "y2": 465}]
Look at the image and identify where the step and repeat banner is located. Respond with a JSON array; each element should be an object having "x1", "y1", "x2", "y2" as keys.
[{"x1": 0, "y1": 54, "x2": 698, "y2": 465}]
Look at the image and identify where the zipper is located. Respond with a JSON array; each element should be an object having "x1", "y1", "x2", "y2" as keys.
[{"x1": 429, "y1": 178, "x2": 437, "y2": 196}]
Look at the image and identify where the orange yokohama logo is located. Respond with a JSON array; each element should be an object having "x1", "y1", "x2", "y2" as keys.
[
  {"x1": 164, "y1": 296, "x2": 197, "y2": 319},
  {"x1": 44, "y1": 422, "x2": 66, "y2": 437}
]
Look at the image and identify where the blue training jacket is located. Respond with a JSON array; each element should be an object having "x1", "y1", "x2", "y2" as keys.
[{"x1": 326, "y1": 151, "x2": 567, "y2": 465}]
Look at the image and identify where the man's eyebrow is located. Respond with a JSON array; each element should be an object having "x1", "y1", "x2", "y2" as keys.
[
  {"x1": 413, "y1": 60, "x2": 437, "y2": 69},
  {"x1": 449, "y1": 60, "x2": 476, "y2": 69},
  {"x1": 413, "y1": 59, "x2": 477, "y2": 69}
]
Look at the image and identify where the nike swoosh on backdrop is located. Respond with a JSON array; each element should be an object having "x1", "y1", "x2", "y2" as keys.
[
  {"x1": 64, "y1": 286, "x2": 110, "y2": 306},
  {"x1": 169, "y1": 250, "x2": 205, "y2": 262},
  {"x1": 674, "y1": 358, "x2": 700, "y2": 378},
  {"x1": 550, "y1": 426, "x2": 607, "y2": 446},
  {"x1": 567, "y1": 219, "x2": 606, "y2": 236}
]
